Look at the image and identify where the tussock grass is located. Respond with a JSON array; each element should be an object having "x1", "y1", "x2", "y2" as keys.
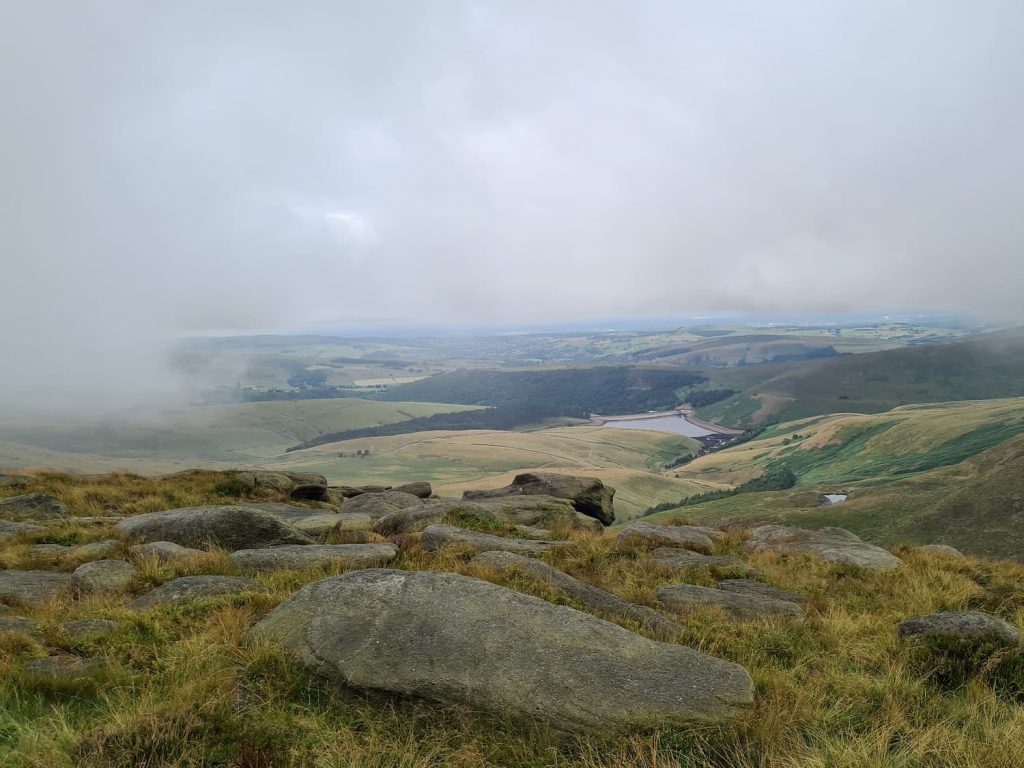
[{"x1": 2, "y1": 471, "x2": 1024, "y2": 766}]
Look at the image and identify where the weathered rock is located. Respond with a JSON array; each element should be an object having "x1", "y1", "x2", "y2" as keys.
[
  {"x1": 649, "y1": 547, "x2": 755, "y2": 573},
  {"x1": 290, "y1": 484, "x2": 330, "y2": 502},
  {"x1": 71, "y1": 560, "x2": 137, "y2": 594},
  {"x1": 657, "y1": 584, "x2": 805, "y2": 621},
  {"x1": 420, "y1": 525, "x2": 575, "y2": 556},
  {"x1": 0, "y1": 570, "x2": 72, "y2": 607},
  {"x1": 22, "y1": 655, "x2": 108, "y2": 680},
  {"x1": 30, "y1": 539, "x2": 120, "y2": 561},
  {"x1": 911, "y1": 544, "x2": 966, "y2": 559},
  {"x1": 469, "y1": 496, "x2": 603, "y2": 532},
  {"x1": 464, "y1": 472, "x2": 616, "y2": 526},
  {"x1": 616, "y1": 523, "x2": 715, "y2": 554},
  {"x1": 230, "y1": 543, "x2": 399, "y2": 573},
  {"x1": 341, "y1": 491, "x2": 423, "y2": 519},
  {"x1": 0, "y1": 616, "x2": 42, "y2": 637},
  {"x1": 372, "y1": 501, "x2": 502, "y2": 536},
  {"x1": 716, "y1": 578, "x2": 807, "y2": 604},
  {"x1": 127, "y1": 575, "x2": 265, "y2": 611},
  {"x1": 0, "y1": 474, "x2": 30, "y2": 488},
  {"x1": 0, "y1": 493, "x2": 67, "y2": 521},
  {"x1": 393, "y1": 481, "x2": 432, "y2": 499},
  {"x1": 116, "y1": 505, "x2": 313, "y2": 551},
  {"x1": 898, "y1": 611, "x2": 1022, "y2": 647},
  {"x1": 130, "y1": 541, "x2": 206, "y2": 562},
  {"x1": 249, "y1": 569, "x2": 753, "y2": 732},
  {"x1": 245, "y1": 470, "x2": 297, "y2": 493},
  {"x1": 515, "y1": 525, "x2": 554, "y2": 539},
  {"x1": 333, "y1": 484, "x2": 391, "y2": 498},
  {"x1": 244, "y1": 503, "x2": 344, "y2": 537},
  {"x1": 328, "y1": 513, "x2": 375, "y2": 533},
  {"x1": 61, "y1": 618, "x2": 122, "y2": 640},
  {"x1": 472, "y1": 551, "x2": 680, "y2": 637},
  {"x1": 744, "y1": 525, "x2": 903, "y2": 571},
  {"x1": 0, "y1": 520, "x2": 44, "y2": 542}
]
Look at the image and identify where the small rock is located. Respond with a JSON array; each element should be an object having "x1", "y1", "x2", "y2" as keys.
[
  {"x1": 127, "y1": 575, "x2": 265, "y2": 611},
  {"x1": 472, "y1": 551, "x2": 680, "y2": 636},
  {"x1": 898, "y1": 611, "x2": 1022, "y2": 647},
  {"x1": 716, "y1": 579, "x2": 807, "y2": 604},
  {"x1": 515, "y1": 525, "x2": 554, "y2": 539},
  {"x1": 22, "y1": 655, "x2": 108, "y2": 680},
  {"x1": 245, "y1": 503, "x2": 344, "y2": 537},
  {"x1": 393, "y1": 481, "x2": 432, "y2": 498},
  {"x1": 910, "y1": 544, "x2": 966, "y2": 559},
  {"x1": 420, "y1": 524, "x2": 575, "y2": 556},
  {"x1": 130, "y1": 541, "x2": 206, "y2": 562},
  {"x1": 230, "y1": 543, "x2": 399, "y2": 573},
  {"x1": 616, "y1": 523, "x2": 715, "y2": 554},
  {"x1": 0, "y1": 616, "x2": 42, "y2": 637},
  {"x1": 61, "y1": 619, "x2": 121, "y2": 640},
  {"x1": 0, "y1": 570, "x2": 73, "y2": 607},
  {"x1": 0, "y1": 493, "x2": 67, "y2": 522},
  {"x1": 649, "y1": 548, "x2": 756, "y2": 572},
  {"x1": 71, "y1": 560, "x2": 137, "y2": 594},
  {"x1": 657, "y1": 584, "x2": 805, "y2": 621}
]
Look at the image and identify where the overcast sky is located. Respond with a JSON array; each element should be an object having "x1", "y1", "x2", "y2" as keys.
[{"x1": 2, "y1": 1, "x2": 1024, "y2": 408}]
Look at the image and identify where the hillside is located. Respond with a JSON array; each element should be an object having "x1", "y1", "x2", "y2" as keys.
[
  {"x1": 1, "y1": 470, "x2": 1022, "y2": 766},
  {"x1": 697, "y1": 330, "x2": 1024, "y2": 427}
]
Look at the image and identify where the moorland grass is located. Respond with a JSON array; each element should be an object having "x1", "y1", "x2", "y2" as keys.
[{"x1": 1, "y1": 471, "x2": 1023, "y2": 767}]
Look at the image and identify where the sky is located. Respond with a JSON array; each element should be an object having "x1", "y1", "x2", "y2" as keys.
[{"x1": 2, "y1": 1, "x2": 1024, "y2": 410}]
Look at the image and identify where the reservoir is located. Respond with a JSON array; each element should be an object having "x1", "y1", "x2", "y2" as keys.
[{"x1": 600, "y1": 414, "x2": 715, "y2": 438}]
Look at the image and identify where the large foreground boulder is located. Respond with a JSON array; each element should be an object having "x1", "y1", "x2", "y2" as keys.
[
  {"x1": 464, "y1": 473, "x2": 615, "y2": 525},
  {"x1": 249, "y1": 569, "x2": 752, "y2": 732},
  {"x1": 744, "y1": 525, "x2": 903, "y2": 571},
  {"x1": 0, "y1": 493, "x2": 67, "y2": 522},
  {"x1": 230, "y1": 543, "x2": 399, "y2": 573},
  {"x1": 116, "y1": 506, "x2": 313, "y2": 551},
  {"x1": 471, "y1": 551, "x2": 680, "y2": 637},
  {"x1": 420, "y1": 525, "x2": 575, "y2": 556}
]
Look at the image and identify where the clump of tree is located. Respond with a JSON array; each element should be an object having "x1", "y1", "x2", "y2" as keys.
[{"x1": 684, "y1": 388, "x2": 735, "y2": 408}]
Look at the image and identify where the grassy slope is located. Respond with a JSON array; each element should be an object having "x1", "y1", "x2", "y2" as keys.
[
  {"x1": 647, "y1": 398, "x2": 1024, "y2": 558},
  {"x1": 2, "y1": 471, "x2": 1024, "y2": 767},
  {"x1": 269, "y1": 426, "x2": 715, "y2": 520},
  {"x1": 0, "y1": 399, "x2": 480, "y2": 466},
  {"x1": 697, "y1": 329, "x2": 1024, "y2": 428}
]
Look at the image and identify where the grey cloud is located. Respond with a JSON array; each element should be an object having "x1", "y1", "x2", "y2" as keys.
[{"x1": 2, "y1": 1, "x2": 1024, "y2": 409}]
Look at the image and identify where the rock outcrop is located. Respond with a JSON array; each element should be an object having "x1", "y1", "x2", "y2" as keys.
[
  {"x1": 0, "y1": 493, "x2": 67, "y2": 521},
  {"x1": 471, "y1": 551, "x2": 680, "y2": 637},
  {"x1": 249, "y1": 569, "x2": 753, "y2": 732},
  {"x1": 116, "y1": 506, "x2": 313, "y2": 551},
  {"x1": 657, "y1": 584, "x2": 805, "y2": 621},
  {"x1": 744, "y1": 525, "x2": 903, "y2": 570},
  {"x1": 420, "y1": 524, "x2": 575, "y2": 556},
  {"x1": 230, "y1": 543, "x2": 399, "y2": 573},
  {"x1": 243, "y1": 503, "x2": 345, "y2": 537},
  {"x1": 464, "y1": 472, "x2": 615, "y2": 525}
]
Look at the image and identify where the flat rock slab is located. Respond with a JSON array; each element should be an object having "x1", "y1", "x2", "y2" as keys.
[
  {"x1": 0, "y1": 493, "x2": 67, "y2": 521},
  {"x1": 616, "y1": 523, "x2": 716, "y2": 554},
  {"x1": 649, "y1": 548, "x2": 756, "y2": 573},
  {"x1": 0, "y1": 570, "x2": 73, "y2": 607},
  {"x1": 230, "y1": 543, "x2": 399, "y2": 573},
  {"x1": 22, "y1": 655, "x2": 108, "y2": 680},
  {"x1": 130, "y1": 541, "x2": 206, "y2": 562},
  {"x1": 249, "y1": 569, "x2": 752, "y2": 733},
  {"x1": 341, "y1": 491, "x2": 424, "y2": 519},
  {"x1": 0, "y1": 520, "x2": 44, "y2": 542},
  {"x1": 464, "y1": 472, "x2": 616, "y2": 526},
  {"x1": 116, "y1": 505, "x2": 313, "y2": 551},
  {"x1": 910, "y1": 544, "x2": 966, "y2": 559},
  {"x1": 472, "y1": 551, "x2": 680, "y2": 637},
  {"x1": 61, "y1": 619, "x2": 122, "y2": 640},
  {"x1": 71, "y1": 560, "x2": 137, "y2": 594},
  {"x1": 657, "y1": 584, "x2": 805, "y2": 621},
  {"x1": 0, "y1": 616, "x2": 42, "y2": 637},
  {"x1": 420, "y1": 524, "x2": 575, "y2": 556},
  {"x1": 243, "y1": 504, "x2": 345, "y2": 537},
  {"x1": 716, "y1": 579, "x2": 807, "y2": 605},
  {"x1": 744, "y1": 525, "x2": 903, "y2": 571},
  {"x1": 127, "y1": 575, "x2": 266, "y2": 611},
  {"x1": 898, "y1": 611, "x2": 1022, "y2": 647}
]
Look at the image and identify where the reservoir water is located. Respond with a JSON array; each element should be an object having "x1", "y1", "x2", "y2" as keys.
[{"x1": 600, "y1": 414, "x2": 714, "y2": 438}]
